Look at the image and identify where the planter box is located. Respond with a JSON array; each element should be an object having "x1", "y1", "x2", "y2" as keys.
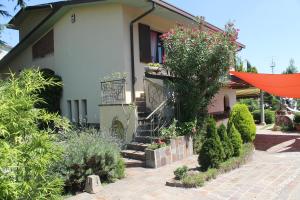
[{"x1": 145, "y1": 135, "x2": 193, "y2": 168}]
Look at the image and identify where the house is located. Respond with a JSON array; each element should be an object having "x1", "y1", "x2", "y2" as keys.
[
  {"x1": 0, "y1": 44, "x2": 12, "y2": 60},
  {"x1": 0, "y1": 0, "x2": 245, "y2": 139}
]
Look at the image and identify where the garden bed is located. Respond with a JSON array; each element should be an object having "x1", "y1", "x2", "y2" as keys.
[
  {"x1": 166, "y1": 143, "x2": 254, "y2": 188},
  {"x1": 145, "y1": 135, "x2": 193, "y2": 168}
]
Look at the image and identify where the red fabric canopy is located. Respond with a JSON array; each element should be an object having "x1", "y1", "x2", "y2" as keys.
[{"x1": 230, "y1": 71, "x2": 300, "y2": 98}]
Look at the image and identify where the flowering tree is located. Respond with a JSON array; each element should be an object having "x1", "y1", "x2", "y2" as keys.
[{"x1": 161, "y1": 20, "x2": 239, "y2": 124}]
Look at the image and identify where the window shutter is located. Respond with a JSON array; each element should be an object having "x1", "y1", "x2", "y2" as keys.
[{"x1": 138, "y1": 23, "x2": 151, "y2": 63}]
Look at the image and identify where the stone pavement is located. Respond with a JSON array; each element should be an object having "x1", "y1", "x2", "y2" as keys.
[{"x1": 67, "y1": 126, "x2": 300, "y2": 200}]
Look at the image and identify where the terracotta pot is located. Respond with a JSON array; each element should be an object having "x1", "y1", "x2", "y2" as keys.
[{"x1": 295, "y1": 124, "x2": 300, "y2": 131}]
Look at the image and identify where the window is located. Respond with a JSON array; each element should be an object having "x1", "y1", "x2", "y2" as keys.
[
  {"x1": 150, "y1": 31, "x2": 164, "y2": 63},
  {"x1": 138, "y1": 23, "x2": 165, "y2": 64},
  {"x1": 81, "y1": 99, "x2": 87, "y2": 123},
  {"x1": 67, "y1": 100, "x2": 72, "y2": 121},
  {"x1": 32, "y1": 29, "x2": 54, "y2": 59}
]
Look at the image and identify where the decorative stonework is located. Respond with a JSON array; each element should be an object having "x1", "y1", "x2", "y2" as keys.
[{"x1": 145, "y1": 136, "x2": 193, "y2": 168}]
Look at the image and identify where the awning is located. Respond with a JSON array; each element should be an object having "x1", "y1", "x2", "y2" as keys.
[{"x1": 230, "y1": 71, "x2": 300, "y2": 98}]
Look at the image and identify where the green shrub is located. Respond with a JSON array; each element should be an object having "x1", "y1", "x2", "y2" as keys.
[
  {"x1": 227, "y1": 123, "x2": 242, "y2": 156},
  {"x1": 174, "y1": 165, "x2": 188, "y2": 180},
  {"x1": 56, "y1": 129, "x2": 125, "y2": 194},
  {"x1": 159, "y1": 120, "x2": 178, "y2": 139},
  {"x1": 229, "y1": 104, "x2": 256, "y2": 143},
  {"x1": 193, "y1": 133, "x2": 204, "y2": 154},
  {"x1": 182, "y1": 173, "x2": 205, "y2": 187},
  {"x1": 146, "y1": 142, "x2": 167, "y2": 150},
  {"x1": 218, "y1": 124, "x2": 233, "y2": 160},
  {"x1": 36, "y1": 68, "x2": 63, "y2": 114},
  {"x1": 198, "y1": 118, "x2": 225, "y2": 171},
  {"x1": 238, "y1": 98, "x2": 259, "y2": 112},
  {"x1": 0, "y1": 69, "x2": 70, "y2": 200},
  {"x1": 294, "y1": 113, "x2": 300, "y2": 124},
  {"x1": 252, "y1": 109, "x2": 275, "y2": 124}
]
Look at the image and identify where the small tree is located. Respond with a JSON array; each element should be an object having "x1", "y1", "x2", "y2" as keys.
[
  {"x1": 198, "y1": 118, "x2": 224, "y2": 170},
  {"x1": 227, "y1": 123, "x2": 242, "y2": 156},
  {"x1": 218, "y1": 124, "x2": 233, "y2": 160},
  {"x1": 162, "y1": 20, "x2": 238, "y2": 124},
  {"x1": 0, "y1": 69, "x2": 69, "y2": 199}
]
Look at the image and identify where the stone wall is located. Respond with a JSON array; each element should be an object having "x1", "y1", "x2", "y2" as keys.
[{"x1": 145, "y1": 136, "x2": 193, "y2": 168}]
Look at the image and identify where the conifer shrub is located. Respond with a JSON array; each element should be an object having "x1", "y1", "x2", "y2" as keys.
[
  {"x1": 227, "y1": 123, "x2": 242, "y2": 157},
  {"x1": 217, "y1": 124, "x2": 234, "y2": 160},
  {"x1": 228, "y1": 104, "x2": 256, "y2": 143},
  {"x1": 198, "y1": 118, "x2": 225, "y2": 171}
]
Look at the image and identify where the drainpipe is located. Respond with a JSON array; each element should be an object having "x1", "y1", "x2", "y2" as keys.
[{"x1": 130, "y1": 2, "x2": 156, "y2": 103}]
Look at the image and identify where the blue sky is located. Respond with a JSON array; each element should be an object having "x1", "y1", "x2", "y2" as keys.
[{"x1": 1, "y1": 0, "x2": 300, "y2": 73}]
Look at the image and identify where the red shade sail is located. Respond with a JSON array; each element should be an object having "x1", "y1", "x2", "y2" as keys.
[{"x1": 230, "y1": 71, "x2": 300, "y2": 98}]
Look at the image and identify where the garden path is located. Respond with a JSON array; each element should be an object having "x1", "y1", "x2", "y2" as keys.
[{"x1": 68, "y1": 126, "x2": 300, "y2": 200}]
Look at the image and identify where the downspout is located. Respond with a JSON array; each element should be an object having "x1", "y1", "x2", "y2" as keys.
[{"x1": 130, "y1": 2, "x2": 156, "y2": 102}]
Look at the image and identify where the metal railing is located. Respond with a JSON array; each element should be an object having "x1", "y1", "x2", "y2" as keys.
[
  {"x1": 100, "y1": 79, "x2": 126, "y2": 104},
  {"x1": 144, "y1": 96, "x2": 175, "y2": 138}
]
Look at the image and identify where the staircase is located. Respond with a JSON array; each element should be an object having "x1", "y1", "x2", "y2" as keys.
[{"x1": 121, "y1": 93, "x2": 158, "y2": 167}]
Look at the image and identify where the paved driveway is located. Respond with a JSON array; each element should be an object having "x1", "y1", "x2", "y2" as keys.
[{"x1": 69, "y1": 127, "x2": 300, "y2": 200}]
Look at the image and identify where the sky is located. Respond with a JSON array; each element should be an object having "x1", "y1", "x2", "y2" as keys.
[{"x1": 1, "y1": 0, "x2": 300, "y2": 73}]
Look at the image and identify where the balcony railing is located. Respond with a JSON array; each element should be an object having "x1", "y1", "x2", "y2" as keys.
[{"x1": 100, "y1": 79, "x2": 126, "y2": 104}]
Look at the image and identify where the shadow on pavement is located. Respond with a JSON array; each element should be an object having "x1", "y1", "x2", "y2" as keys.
[{"x1": 254, "y1": 134, "x2": 300, "y2": 153}]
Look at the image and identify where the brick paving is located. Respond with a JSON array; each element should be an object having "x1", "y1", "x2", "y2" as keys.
[{"x1": 67, "y1": 126, "x2": 300, "y2": 200}]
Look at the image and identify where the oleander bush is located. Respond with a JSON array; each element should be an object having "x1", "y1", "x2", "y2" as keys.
[
  {"x1": 55, "y1": 128, "x2": 125, "y2": 194},
  {"x1": 0, "y1": 69, "x2": 69, "y2": 200},
  {"x1": 218, "y1": 124, "x2": 234, "y2": 160},
  {"x1": 198, "y1": 118, "x2": 225, "y2": 171},
  {"x1": 228, "y1": 104, "x2": 256, "y2": 143},
  {"x1": 227, "y1": 123, "x2": 243, "y2": 157}
]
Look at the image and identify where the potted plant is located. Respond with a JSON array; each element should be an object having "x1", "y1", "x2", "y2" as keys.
[
  {"x1": 144, "y1": 63, "x2": 161, "y2": 74},
  {"x1": 293, "y1": 113, "x2": 300, "y2": 131}
]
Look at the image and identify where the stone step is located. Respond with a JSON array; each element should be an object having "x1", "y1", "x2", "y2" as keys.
[
  {"x1": 123, "y1": 158, "x2": 145, "y2": 168},
  {"x1": 126, "y1": 142, "x2": 149, "y2": 151},
  {"x1": 135, "y1": 101, "x2": 146, "y2": 107},
  {"x1": 134, "y1": 136, "x2": 158, "y2": 143},
  {"x1": 135, "y1": 97, "x2": 146, "y2": 102},
  {"x1": 138, "y1": 112, "x2": 150, "y2": 118},
  {"x1": 121, "y1": 150, "x2": 146, "y2": 161},
  {"x1": 136, "y1": 130, "x2": 153, "y2": 137}
]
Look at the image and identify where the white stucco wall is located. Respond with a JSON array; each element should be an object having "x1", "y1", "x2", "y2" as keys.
[
  {"x1": 1, "y1": 2, "x2": 233, "y2": 125},
  {"x1": 208, "y1": 88, "x2": 237, "y2": 114},
  {"x1": 2, "y1": 3, "x2": 127, "y2": 124}
]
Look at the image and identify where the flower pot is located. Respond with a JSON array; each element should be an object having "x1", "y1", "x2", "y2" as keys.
[{"x1": 144, "y1": 66, "x2": 160, "y2": 74}]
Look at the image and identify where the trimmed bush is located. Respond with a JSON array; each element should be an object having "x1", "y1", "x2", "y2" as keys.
[
  {"x1": 227, "y1": 123, "x2": 242, "y2": 156},
  {"x1": 218, "y1": 124, "x2": 233, "y2": 160},
  {"x1": 229, "y1": 104, "x2": 256, "y2": 143},
  {"x1": 174, "y1": 165, "x2": 188, "y2": 180},
  {"x1": 252, "y1": 109, "x2": 275, "y2": 124},
  {"x1": 198, "y1": 118, "x2": 225, "y2": 171},
  {"x1": 56, "y1": 129, "x2": 125, "y2": 194}
]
